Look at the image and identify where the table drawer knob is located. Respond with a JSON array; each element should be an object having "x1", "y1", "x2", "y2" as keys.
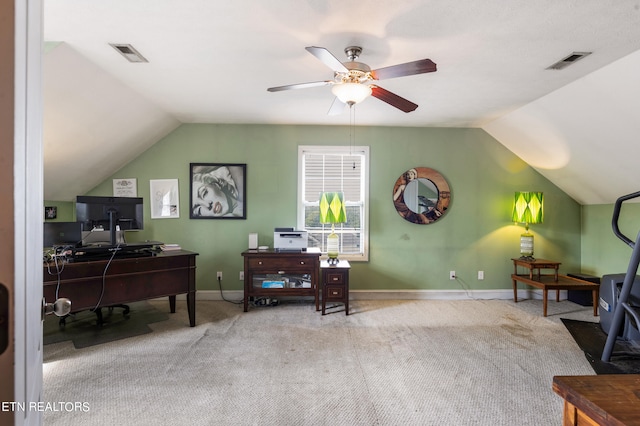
[
  {"x1": 278, "y1": 270, "x2": 285, "y2": 274},
  {"x1": 300, "y1": 261, "x2": 305, "y2": 265},
  {"x1": 332, "y1": 277, "x2": 339, "y2": 282},
  {"x1": 332, "y1": 291, "x2": 339, "y2": 295}
]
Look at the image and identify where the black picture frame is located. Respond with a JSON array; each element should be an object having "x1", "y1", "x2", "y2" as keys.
[
  {"x1": 45, "y1": 206, "x2": 57, "y2": 220},
  {"x1": 189, "y1": 163, "x2": 246, "y2": 219}
]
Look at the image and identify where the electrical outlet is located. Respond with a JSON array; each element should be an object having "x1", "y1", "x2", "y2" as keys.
[
  {"x1": 217, "y1": 271, "x2": 222, "y2": 280},
  {"x1": 450, "y1": 271, "x2": 456, "y2": 280},
  {"x1": 239, "y1": 271, "x2": 244, "y2": 280},
  {"x1": 478, "y1": 271, "x2": 484, "y2": 280}
]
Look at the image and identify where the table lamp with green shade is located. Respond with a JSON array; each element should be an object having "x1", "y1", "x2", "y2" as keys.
[
  {"x1": 319, "y1": 192, "x2": 347, "y2": 264},
  {"x1": 512, "y1": 191, "x2": 543, "y2": 260}
]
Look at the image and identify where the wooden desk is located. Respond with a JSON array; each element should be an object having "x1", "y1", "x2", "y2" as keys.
[
  {"x1": 242, "y1": 249, "x2": 320, "y2": 312},
  {"x1": 43, "y1": 250, "x2": 198, "y2": 326},
  {"x1": 553, "y1": 375, "x2": 640, "y2": 426},
  {"x1": 511, "y1": 274, "x2": 599, "y2": 317}
]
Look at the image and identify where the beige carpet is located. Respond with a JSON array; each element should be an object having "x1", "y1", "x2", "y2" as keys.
[{"x1": 43, "y1": 298, "x2": 596, "y2": 425}]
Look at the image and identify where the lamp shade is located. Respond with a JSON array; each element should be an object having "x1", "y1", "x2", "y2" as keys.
[
  {"x1": 319, "y1": 192, "x2": 347, "y2": 224},
  {"x1": 331, "y1": 83, "x2": 372, "y2": 105},
  {"x1": 512, "y1": 192, "x2": 543, "y2": 224}
]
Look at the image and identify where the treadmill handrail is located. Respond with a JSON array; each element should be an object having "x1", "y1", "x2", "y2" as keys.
[
  {"x1": 602, "y1": 190, "x2": 640, "y2": 362},
  {"x1": 611, "y1": 190, "x2": 640, "y2": 249}
]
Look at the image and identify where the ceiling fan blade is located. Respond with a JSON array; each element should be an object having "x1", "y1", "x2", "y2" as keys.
[
  {"x1": 370, "y1": 86, "x2": 418, "y2": 113},
  {"x1": 305, "y1": 46, "x2": 349, "y2": 73},
  {"x1": 267, "y1": 81, "x2": 332, "y2": 92},
  {"x1": 327, "y1": 97, "x2": 347, "y2": 116},
  {"x1": 371, "y1": 59, "x2": 437, "y2": 80}
]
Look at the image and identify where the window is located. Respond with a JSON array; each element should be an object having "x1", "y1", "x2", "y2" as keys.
[{"x1": 298, "y1": 145, "x2": 369, "y2": 261}]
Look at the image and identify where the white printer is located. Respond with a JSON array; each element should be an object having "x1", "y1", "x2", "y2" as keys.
[{"x1": 273, "y1": 228, "x2": 308, "y2": 251}]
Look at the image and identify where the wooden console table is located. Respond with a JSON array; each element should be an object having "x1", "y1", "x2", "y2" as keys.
[
  {"x1": 511, "y1": 274, "x2": 599, "y2": 317},
  {"x1": 242, "y1": 248, "x2": 320, "y2": 312},
  {"x1": 553, "y1": 374, "x2": 640, "y2": 426},
  {"x1": 511, "y1": 257, "x2": 599, "y2": 317},
  {"x1": 43, "y1": 250, "x2": 198, "y2": 326}
]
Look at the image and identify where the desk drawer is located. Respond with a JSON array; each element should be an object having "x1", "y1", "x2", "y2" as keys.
[
  {"x1": 325, "y1": 284, "x2": 345, "y2": 301},
  {"x1": 247, "y1": 257, "x2": 316, "y2": 271},
  {"x1": 325, "y1": 272, "x2": 345, "y2": 285}
]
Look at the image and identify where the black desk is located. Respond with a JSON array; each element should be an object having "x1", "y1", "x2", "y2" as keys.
[{"x1": 43, "y1": 250, "x2": 198, "y2": 326}]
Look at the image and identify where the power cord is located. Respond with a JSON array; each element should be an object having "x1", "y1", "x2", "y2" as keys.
[
  {"x1": 91, "y1": 243, "x2": 120, "y2": 312},
  {"x1": 44, "y1": 247, "x2": 75, "y2": 324},
  {"x1": 452, "y1": 275, "x2": 476, "y2": 300},
  {"x1": 452, "y1": 274, "x2": 503, "y2": 301},
  {"x1": 44, "y1": 245, "x2": 76, "y2": 300},
  {"x1": 216, "y1": 276, "x2": 243, "y2": 305}
]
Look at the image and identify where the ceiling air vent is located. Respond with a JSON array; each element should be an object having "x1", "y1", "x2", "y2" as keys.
[
  {"x1": 546, "y1": 52, "x2": 591, "y2": 70},
  {"x1": 109, "y1": 43, "x2": 148, "y2": 63}
]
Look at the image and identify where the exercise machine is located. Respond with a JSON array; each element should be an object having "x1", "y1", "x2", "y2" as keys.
[{"x1": 601, "y1": 191, "x2": 640, "y2": 362}]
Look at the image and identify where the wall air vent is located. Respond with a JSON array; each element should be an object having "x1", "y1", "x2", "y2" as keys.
[
  {"x1": 546, "y1": 52, "x2": 591, "y2": 70},
  {"x1": 109, "y1": 43, "x2": 148, "y2": 63}
]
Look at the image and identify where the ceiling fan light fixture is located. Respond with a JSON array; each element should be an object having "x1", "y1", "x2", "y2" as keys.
[{"x1": 331, "y1": 83, "x2": 372, "y2": 105}]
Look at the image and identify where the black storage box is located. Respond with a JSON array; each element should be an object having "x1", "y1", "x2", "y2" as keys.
[{"x1": 566, "y1": 273, "x2": 600, "y2": 306}]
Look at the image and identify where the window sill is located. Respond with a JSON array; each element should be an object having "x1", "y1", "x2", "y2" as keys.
[{"x1": 321, "y1": 254, "x2": 368, "y2": 263}]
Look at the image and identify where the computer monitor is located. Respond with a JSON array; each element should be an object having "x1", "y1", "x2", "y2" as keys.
[
  {"x1": 43, "y1": 221, "x2": 83, "y2": 248},
  {"x1": 75, "y1": 196, "x2": 144, "y2": 246}
]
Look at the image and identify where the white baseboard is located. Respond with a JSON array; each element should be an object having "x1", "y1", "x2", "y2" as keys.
[
  {"x1": 170, "y1": 288, "x2": 570, "y2": 301},
  {"x1": 350, "y1": 289, "x2": 569, "y2": 300}
]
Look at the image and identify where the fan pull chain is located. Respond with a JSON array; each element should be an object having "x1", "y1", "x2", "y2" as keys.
[{"x1": 350, "y1": 104, "x2": 356, "y2": 169}]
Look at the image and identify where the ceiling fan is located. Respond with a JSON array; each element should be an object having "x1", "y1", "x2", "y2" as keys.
[{"x1": 267, "y1": 46, "x2": 437, "y2": 114}]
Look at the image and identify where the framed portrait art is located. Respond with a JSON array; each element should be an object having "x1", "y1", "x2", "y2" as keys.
[
  {"x1": 150, "y1": 179, "x2": 180, "y2": 219},
  {"x1": 189, "y1": 163, "x2": 246, "y2": 219}
]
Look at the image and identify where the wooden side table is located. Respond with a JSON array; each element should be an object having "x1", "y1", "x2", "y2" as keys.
[
  {"x1": 512, "y1": 258, "x2": 561, "y2": 280},
  {"x1": 321, "y1": 260, "x2": 350, "y2": 315},
  {"x1": 512, "y1": 257, "x2": 562, "y2": 315}
]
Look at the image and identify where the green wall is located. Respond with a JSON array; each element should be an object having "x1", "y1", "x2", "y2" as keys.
[
  {"x1": 43, "y1": 201, "x2": 75, "y2": 222},
  {"x1": 78, "y1": 123, "x2": 581, "y2": 292},
  {"x1": 582, "y1": 203, "x2": 640, "y2": 277}
]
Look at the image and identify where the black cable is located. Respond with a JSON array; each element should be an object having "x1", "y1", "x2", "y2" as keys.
[
  {"x1": 452, "y1": 275, "x2": 503, "y2": 301},
  {"x1": 452, "y1": 276, "x2": 476, "y2": 300},
  {"x1": 91, "y1": 243, "x2": 120, "y2": 312},
  {"x1": 216, "y1": 276, "x2": 243, "y2": 304}
]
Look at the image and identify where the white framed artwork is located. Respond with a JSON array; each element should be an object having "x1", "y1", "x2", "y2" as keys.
[{"x1": 150, "y1": 179, "x2": 180, "y2": 219}]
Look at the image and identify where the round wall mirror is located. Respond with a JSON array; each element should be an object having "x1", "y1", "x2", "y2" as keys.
[{"x1": 392, "y1": 167, "x2": 451, "y2": 224}]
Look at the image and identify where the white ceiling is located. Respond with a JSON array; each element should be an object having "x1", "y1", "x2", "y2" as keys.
[{"x1": 43, "y1": 0, "x2": 640, "y2": 204}]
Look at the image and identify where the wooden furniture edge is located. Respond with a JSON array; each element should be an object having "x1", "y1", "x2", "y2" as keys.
[
  {"x1": 552, "y1": 375, "x2": 640, "y2": 426},
  {"x1": 511, "y1": 274, "x2": 599, "y2": 317}
]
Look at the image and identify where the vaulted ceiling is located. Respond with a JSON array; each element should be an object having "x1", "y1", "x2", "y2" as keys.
[{"x1": 43, "y1": 0, "x2": 640, "y2": 204}]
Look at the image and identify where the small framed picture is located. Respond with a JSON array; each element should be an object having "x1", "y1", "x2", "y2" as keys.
[
  {"x1": 150, "y1": 179, "x2": 180, "y2": 219},
  {"x1": 113, "y1": 178, "x2": 137, "y2": 197},
  {"x1": 45, "y1": 206, "x2": 57, "y2": 220},
  {"x1": 189, "y1": 163, "x2": 246, "y2": 219}
]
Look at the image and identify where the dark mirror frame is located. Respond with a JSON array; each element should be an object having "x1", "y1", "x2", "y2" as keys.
[{"x1": 392, "y1": 167, "x2": 451, "y2": 224}]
